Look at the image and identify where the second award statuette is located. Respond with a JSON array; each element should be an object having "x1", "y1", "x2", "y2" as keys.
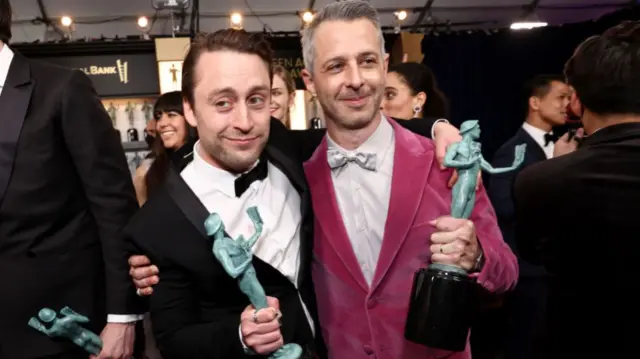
[
  {"x1": 404, "y1": 120, "x2": 526, "y2": 351},
  {"x1": 206, "y1": 206, "x2": 303, "y2": 359}
]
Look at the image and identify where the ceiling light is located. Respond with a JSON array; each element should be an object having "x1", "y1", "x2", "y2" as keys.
[
  {"x1": 510, "y1": 14, "x2": 547, "y2": 30},
  {"x1": 230, "y1": 12, "x2": 243, "y2": 26},
  {"x1": 395, "y1": 10, "x2": 408, "y2": 21},
  {"x1": 137, "y1": 16, "x2": 149, "y2": 29},
  {"x1": 302, "y1": 11, "x2": 314, "y2": 23},
  {"x1": 60, "y1": 16, "x2": 73, "y2": 27}
]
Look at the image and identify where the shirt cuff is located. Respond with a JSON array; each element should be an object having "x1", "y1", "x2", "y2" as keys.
[
  {"x1": 431, "y1": 118, "x2": 449, "y2": 139},
  {"x1": 107, "y1": 314, "x2": 144, "y2": 323},
  {"x1": 239, "y1": 324, "x2": 256, "y2": 354}
]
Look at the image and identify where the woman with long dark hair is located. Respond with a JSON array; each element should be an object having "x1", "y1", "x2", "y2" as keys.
[
  {"x1": 134, "y1": 91, "x2": 196, "y2": 205},
  {"x1": 270, "y1": 64, "x2": 297, "y2": 128},
  {"x1": 381, "y1": 62, "x2": 449, "y2": 120}
]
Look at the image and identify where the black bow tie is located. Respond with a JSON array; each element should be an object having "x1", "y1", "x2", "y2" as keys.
[
  {"x1": 234, "y1": 158, "x2": 268, "y2": 197},
  {"x1": 544, "y1": 132, "x2": 559, "y2": 146}
]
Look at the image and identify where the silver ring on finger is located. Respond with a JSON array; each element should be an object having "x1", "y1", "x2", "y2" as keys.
[
  {"x1": 136, "y1": 288, "x2": 143, "y2": 297},
  {"x1": 252, "y1": 309, "x2": 260, "y2": 323}
]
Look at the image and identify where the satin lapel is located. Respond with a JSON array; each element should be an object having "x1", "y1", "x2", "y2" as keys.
[
  {"x1": 304, "y1": 140, "x2": 369, "y2": 292},
  {"x1": 164, "y1": 168, "x2": 210, "y2": 239},
  {"x1": 518, "y1": 129, "x2": 547, "y2": 162},
  {"x1": 370, "y1": 122, "x2": 433, "y2": 293},
  {"x1": 0, "y1": 55, "x2": 33, "y2": 207}
]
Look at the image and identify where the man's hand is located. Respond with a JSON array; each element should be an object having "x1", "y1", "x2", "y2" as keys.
[
  {"x1": 429, "y1": 216, "x2": 481, "y2": 272},
  {"x1": 432, "y1": 121, "x2": 483, "y2": 189},
  {"x1": 91, "y1": 323, "x2": 135, "y2": 359},
  {"x1": 433, "y1": 121, "x2": 462, "y2": 169},
  {"x1": 240, "y1": 297, "x2": 284, "y2": 355},
  {"x1": 553, "y1": 128, "x2": 583, "y2": 157},
  {"x1": 129, "y1": 255, "x2": 158, "y2": 296}
]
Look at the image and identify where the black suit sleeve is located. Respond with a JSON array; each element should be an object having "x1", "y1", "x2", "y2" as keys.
[
  {"x1": 60, "y1": 70, "x2": 142, "y2": 315},
  {"x1": 513, "y1": 167, "x2": 547, "y2": 265},
  {"x1": 149, "y1": 261, "x2": 247, "y2": 359},
  {"x1": 286, "y1": 117, "x2": 438, "y2": 161}
]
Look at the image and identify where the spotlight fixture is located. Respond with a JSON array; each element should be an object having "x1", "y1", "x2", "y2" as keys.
[
  {"x1": 394, "y1": 10, "x2": 407, "y2": 21},
  {"x1": 60, "y1": 16, "x2": 73, "y2": 27},
  {"x1": 137, "y1": 16, "x2": 149, "y2": 29},
  {"x1": 230, "y1": 12, "x2": 243, "y2": 28},
  {"x1": 301, "y1": 11, "x2": 314, "y2": 23}
]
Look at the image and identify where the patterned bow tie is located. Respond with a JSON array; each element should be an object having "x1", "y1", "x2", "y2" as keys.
[{"x1": 327, "y1": 148, "x2": 377, "y2": 171}]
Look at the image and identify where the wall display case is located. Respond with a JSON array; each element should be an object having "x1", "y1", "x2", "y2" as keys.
[
  {"x1": 14, "y1": 39, "x2": 161, "y2": 175},
  {"x1": 102, "y1": 98, "x2": 156, "y2": 174}
]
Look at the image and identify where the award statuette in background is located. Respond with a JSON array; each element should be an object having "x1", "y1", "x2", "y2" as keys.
[
  {"x1": 126, "y1": 102, "x2": 140, "y2": 142},
  {"x1": 28, "y1": 306, "x2": 102, "y2": 354},
  {"x1": 107, "y1": 102, "x2": 121, "y2": 141},
  {"x1": 141, "y1": 100, "x2": 155, "y2": 148},
  {"x1": 206, "y1": 207, "x2": 303, "y2": 359},
  {"x1": 404, "y1": 120, "x2": 526, "y2": 351}
]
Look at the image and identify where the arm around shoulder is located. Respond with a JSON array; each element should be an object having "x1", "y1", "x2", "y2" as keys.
[
  {"x1": 59, "y1": 70, "x2": 143, "y2": 315},
  {"x1": 150, "y1": 261, "x2": 248, "y2": 358},
  {"x1": 469, "y1": 185, "x2": 519, "y2": 293}
]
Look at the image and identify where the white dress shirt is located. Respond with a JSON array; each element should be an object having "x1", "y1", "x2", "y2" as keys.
[
  {"x1": 0, "y1": 44, "x2": 140, "y2": 324},
  {"x1": 0, "y1": 43, "x2": 14, "y2": 95},
  {"x1": 522, "y1": 122, "x2": 554, "y2": 159},
  {"x1": 181, "y1": 142, "x2": 314, "y2": 345},
  {"x1": 327, "y1": 116, "x2": 395, "y2": 285}
]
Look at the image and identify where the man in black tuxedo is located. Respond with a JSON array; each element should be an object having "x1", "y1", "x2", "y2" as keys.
[
  {"x1": 487, "y1": 74, "x2": 571, "y2": 359},
  {"x1": 123, "y1": 27, "x2": 458, "y2": 358},
  {"x1": 0, "y1": 1, "x2": 143, "y2": 358},
  {"x1": 514, "y1": 21, "x2": 640, "y2": 358}
]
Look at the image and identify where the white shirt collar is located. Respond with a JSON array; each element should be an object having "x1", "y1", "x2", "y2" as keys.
[
  {"x1": 327, "y1": 114, "x2": 394, "y2": 171},
  {"x1": 189, "y1": 140, "x2": 261, "y2": 198},
  {"x1": 522, "y1": 122, "x2": 551, "y2": 147},
  {"x1": 0, "y1": 44, "x2": 15, "y2": 90}
]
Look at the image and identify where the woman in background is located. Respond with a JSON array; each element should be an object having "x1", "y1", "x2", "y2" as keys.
[
  {"x1": 133, "y1": 91, "x2": 195, "y2": 206},
  {"x1": 381, "y1": 62, "x2": 449, "y2": 120},
  {"x1": 270, "y1": 64, "x2": 297, "y2": 127}
]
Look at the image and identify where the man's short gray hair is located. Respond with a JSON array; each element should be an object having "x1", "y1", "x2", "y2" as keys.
[{"x1": 300, "y1": 0, "x2": 386, "y2": 73}]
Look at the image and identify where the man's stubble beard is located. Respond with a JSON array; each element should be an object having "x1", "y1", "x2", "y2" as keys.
[{"x1": 199, "y1": 135, "x2": 267, "y2": 174}]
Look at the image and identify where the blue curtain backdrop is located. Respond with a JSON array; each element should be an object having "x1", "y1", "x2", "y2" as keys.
[{"x1": 421, "y1": 6, "x2": 640, "y2": 159}]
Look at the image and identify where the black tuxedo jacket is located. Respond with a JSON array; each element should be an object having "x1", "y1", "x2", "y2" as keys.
[
  {"x1": 125, "y1": 117, "x2": 436, "y2": 359},
  {"x1": 487, "y1": 127, "x2": 548, "y2": 278},
  {"x1": 125, "y1": 120, "x2": 319, "y2": 359},
  {"x1": 0, "y1": 52, "x2": 143, "y2": 358},
  {"x1": 514, "y1": 123, "x2": 640, "y2": 357}
]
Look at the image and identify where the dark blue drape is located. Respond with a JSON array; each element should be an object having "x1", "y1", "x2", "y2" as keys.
[{"x1": 422, "y1": 6, "x2": 640, "y2": 158}]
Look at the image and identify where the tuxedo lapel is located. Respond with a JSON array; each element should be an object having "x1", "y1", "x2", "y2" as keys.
[
  {"x1": 164, "y1": 167, "x2": 210, "y2": 239},
  {"x1": 518, "y1": 129, "x2": 547, "y2": 162},
  {"x1": 0, "y1": 54, "x2": 33, "y2": 207},
  {"x1": 304, "y1": 139, "x2": 369, "y2": 292},
  {"x1": 370, "y1": 122, "x2": 433, "y2": 293}
]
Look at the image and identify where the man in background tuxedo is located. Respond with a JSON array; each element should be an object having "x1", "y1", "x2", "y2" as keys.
[
  {"x1": 487, "y1": 74, "x2": 570, "y2": 359},
  {"x1": 515, "y1": 21, "x2": 640, "y2": 358},
  {"x1": 0, "y1": 1, "x2": 143, "y2": 358}
]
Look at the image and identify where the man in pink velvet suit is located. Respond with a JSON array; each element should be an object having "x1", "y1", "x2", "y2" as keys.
[{"x1": 299, "y1": 1, "x2": 518, "y2": 358}]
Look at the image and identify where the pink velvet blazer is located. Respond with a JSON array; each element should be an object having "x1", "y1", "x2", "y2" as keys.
[{"x1": 303, "y1": 121, "x2": 518, "y2": 359}]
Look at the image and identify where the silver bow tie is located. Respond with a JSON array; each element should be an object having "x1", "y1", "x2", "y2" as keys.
[{"x1": 327, "y1": 148, "x2": 377, "y2": 171}]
